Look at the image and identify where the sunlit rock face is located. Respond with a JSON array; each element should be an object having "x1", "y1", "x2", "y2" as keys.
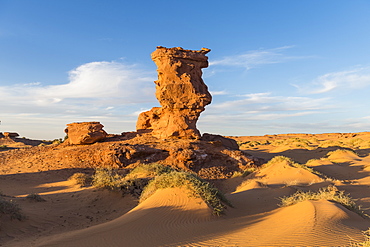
[
  {"x1": 65, "y1": 122, "x2": 107, "y2": 145},
  {"x1": 137, "y1": 46, "x2": 212, "y2": 139}
]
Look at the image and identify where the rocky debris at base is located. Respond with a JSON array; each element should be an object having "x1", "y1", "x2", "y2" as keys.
[
  {"x1": 0, "y1": 132, "x2": 263, "y2": 180},
  {"x1": 65, "y1": 122, "x2": 107, "y2": 145}
]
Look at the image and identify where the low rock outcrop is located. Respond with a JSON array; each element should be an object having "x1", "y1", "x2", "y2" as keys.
[
  {"x1": 137, "y1": 46, "x2": 212, "y2": 139},
  {"x1": 3, "y1": 132, "x2": 19, "y2": 138},
  {"x1": 65, "y1": 122, "x2": 107, "y2": 145}
]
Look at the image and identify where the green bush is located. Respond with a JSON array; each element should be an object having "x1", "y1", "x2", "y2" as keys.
[{"x1": 140, "y1": 171, "x2": 231, "y2": 215}]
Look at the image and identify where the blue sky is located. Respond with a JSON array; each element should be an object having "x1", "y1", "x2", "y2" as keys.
[{"x1": 1, "y1": 0, "x2": 370, "y2": 139}]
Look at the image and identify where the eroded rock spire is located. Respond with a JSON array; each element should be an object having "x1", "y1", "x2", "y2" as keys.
[{"x1": 137, "y1": 46, "x2": 212, "y2": 139}]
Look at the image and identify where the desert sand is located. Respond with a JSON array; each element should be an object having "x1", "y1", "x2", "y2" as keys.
[{"x1": 1, "y1": 131, "x2": 370, "y2": 246}]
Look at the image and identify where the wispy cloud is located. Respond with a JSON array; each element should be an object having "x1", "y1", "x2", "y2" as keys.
[
  {"x1": 209, "y1": 92, "x2": 330, "y2": 113},
  {"x1": 0, "y1": 61, "x2": 157, "y2": 138},
  {"x1": 295, "y1": 66, "x2": 370, "y2": 94},
  {"x1": 209, "y1": 46, "x2": 307, "y2": 70}
]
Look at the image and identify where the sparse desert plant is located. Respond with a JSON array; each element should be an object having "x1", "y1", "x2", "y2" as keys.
[
  {"x1": 351, "y1": 229, "x2": 370, "y2": 247},
  {"x1": 92, "y1": 168, "x2": 124, "y2": 190},
  {"x1": 326, "y1": 149, "x2": 359, "y2": 158},
  {"x1": 0, "y1": 197, "x2": 24, "y2": 220},
  {"x1": 26, "y1": 193, "x2": 46, "y2": 202},
  {"x1": 0, "y1": 145, "x2": 8, "y2": 149},
  {"x1": 279, "y1": 185, "x2": 366, "y2": 218},
  {"x1": 127, "y1": 163, "x2": 175, "y2": 179},
  {"x1": 231, "y1": 167, "x2": 257, "y2": 178},
  {"x1": 140, "y1": 171, "x2": 231, "y2": 215},
  {"x1": 265, "y1": 156, "x2": 324, "y2": 176},
  {"x1": 69, "y1": 172, "x2": 92, "y2": 187},
  {"x1": 264, "y1": 155, "x2": 295, "y2": 168},
  {"x1": 120, "y1": 178, "x2": 150, "y2": 197}
]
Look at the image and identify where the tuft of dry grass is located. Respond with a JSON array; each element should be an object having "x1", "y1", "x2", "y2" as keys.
[
  {"x1": 279, "y1": 185, "x2": 367, "y2": 218},
  {"x1": 69, "y1": 173, "x2": 92, "y2": 187},
  {"x1": 26, "y1": 193, "x2": 46, "y2": 202},
  {"x1": 92, "y1": 168, "x2": 124, "y2": 190},
  {"x1": 140, "y1": 171, "x2": 231, "y2": 215},
  {"x1": 0, "y1": 196, "x2": 24, "y2": 220},
  {"x1": 265, "y1": 156, "x2": 324, "y2": 177},
  {"x1": 351, "y1": 229, "x2": 370, "y2": 246},
  {"x1": 326, "y1": 149, "x2": 359, "y2": 157}
]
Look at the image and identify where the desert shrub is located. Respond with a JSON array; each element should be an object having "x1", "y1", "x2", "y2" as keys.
[
  {"x1": 0, "y1": 145, "x2": 8, "y2": 149},
  {"x1": 69, "y1": 173, "x2": 92, "y2": 187},
  {"x1": 127, "y1": 163, "x2": 175, "y2": 179},
  {"x1": 26, "y1": 193, "x2": 46, "y2": 202},
  {"x1": 120, "y1": 178, "x2": 150, "y2": 197},
  {"x1": 326, "y1": 149, "x2": 359, "y2": 158},
  {"x1": 265, "y1": 156, "x2": 323, "y2": 176},
  {"x1": 140, "y1": 171, "x2": 231, "y2": 215},
  {"x1": 319, "y1": 140, "x2": 344, "y2": 148},
  {"x1": 0, "y1": 197, "x2": 24, "y2": 220},
  {"x1": 351, "y1": 229, "x2": 370, "y2": 246},
  {"x1": 264, "y1": 156, "x2": 295, "y2": 168},
  {"x1": 231, "y1": 167, "x2": 257, "y2": 178},
  {"x1": 92, "y1": 168, "x2": 124, "y2": 190},
  {"x1": 279, "y1": 185, "x2": 366, "y2": 218}
]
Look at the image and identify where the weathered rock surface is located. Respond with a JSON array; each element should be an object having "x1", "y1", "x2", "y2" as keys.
[
  {"x1": 3, "y1": 132, "x2": 19, "y2": 138},
  {"x1": 65, "y1": 122, "x2": 107, "y2": 145},
  {"x1": 201, "y1": 133, "x2": 239, "y2": 150},
  {"x1": 137, "y1": 46, "x2": 212, "y2": 139}
]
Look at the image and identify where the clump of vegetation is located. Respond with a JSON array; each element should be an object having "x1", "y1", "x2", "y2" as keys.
[
  {"x1": 140, "y1": 171, "x2": 231, "y2": 215},
  {"x1": 279, "y1": 185, "x2": 367, "y2": 218},
  {"x1": 69, "y1": 172, "x2": 93, "y2": 187},
  {"x1": 318, "y1": 140, "x2": 344, "y2": 148},
  {"x1": 231, "y1": 167, "x2": 257, "y2": 178},
  {"x1": 26, "y1": 193, "x2": 46, "y2": 202},
  {"x1": 92, "y1": 168, "x2": 124, "y2": 190},
  {"x1": 127, "y1": 163, "x2": 175, "y2": 179},
  {"x1": 0, "y1": 145, "x2": 8, "y2": 149},
  {"x1": 326, "y1": 149, "x2": 359, "y2": 158},
  {"x1": 0, "y1": 197, "x2": 24, "y2": 220},
  {"x1": 264, "y1": 156, "x2": 323, "y2": 177},
  {"x1": 351, "y1": 229, "x2": 370, "y2": 247}
]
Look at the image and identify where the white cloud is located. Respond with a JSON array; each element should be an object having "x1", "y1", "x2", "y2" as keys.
[
  {"x1": 209, "y1": 92, "x2": 330, "y2": 112},
  {"x1": 209, "y1": 90, "x2": 228, "y2": 96},
  {"x1": 297, "y1": 67, "x2": 370, "y2": 94},
  {"x1": 209, "y1": 46, "x2": 307, "y2": 70},
  {"x1": 0, "y1": 61, "x2": 158, "y2": 139}
]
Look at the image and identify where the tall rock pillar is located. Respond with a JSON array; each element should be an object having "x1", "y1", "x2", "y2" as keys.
[{"x1": 136, "y1": 46, "x2": 212, "y2": 139}]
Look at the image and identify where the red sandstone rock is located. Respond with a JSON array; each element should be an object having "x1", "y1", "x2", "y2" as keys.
[
  {"x1": 137, "y1": 46, "x2": 212, "y2": 139},
  {"x1": 65, "y1": 122, "x2": 107, "y2": 145},
  {"x1": 3, "y1": 132, "x2": 19, "y2": 138}
]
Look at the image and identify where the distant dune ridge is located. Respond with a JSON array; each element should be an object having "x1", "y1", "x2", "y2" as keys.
[{"x1": 1, "y1": 46, "x2": 370, "y2": 246}]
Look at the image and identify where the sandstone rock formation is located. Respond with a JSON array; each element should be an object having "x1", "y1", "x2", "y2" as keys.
[
  {"x1": 137, "y1": 46, "x2": 212, "y2": 139},
  {"x1": 3, "y1": 132, "x2": 19, "y2": 138},
  {"x1": 65, "y1": 122, "x2": 107, "y2": 145}
]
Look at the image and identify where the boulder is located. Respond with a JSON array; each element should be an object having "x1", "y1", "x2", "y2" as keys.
[
  {"x1": 137, "y1": 46, "x2": 212, "y2": 139},
  {"x1": 201, "y1": 133, "x2": 239, "y2": 150},
  {"x1": 65, "y1": 122, "x2": 107, "y2": 145},
  {"x1": 3, "y1": 132, "x2": 19, "y2": 138}
]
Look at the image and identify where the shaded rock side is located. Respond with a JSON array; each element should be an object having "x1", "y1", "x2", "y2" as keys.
[
  {"x1": 137, "y1": 46, "x2": 212, "y2": 139},
  {"x1": 65, "y1": 122, "x2": 107, "y2": 145},
  {"x1": 3, "y1": 132, "x2": 19, "y2": 138}
]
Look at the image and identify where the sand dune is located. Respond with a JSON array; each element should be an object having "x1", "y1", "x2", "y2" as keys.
[{"x1": 1, "y1": 132, "x2": 370, "y2": 246}]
